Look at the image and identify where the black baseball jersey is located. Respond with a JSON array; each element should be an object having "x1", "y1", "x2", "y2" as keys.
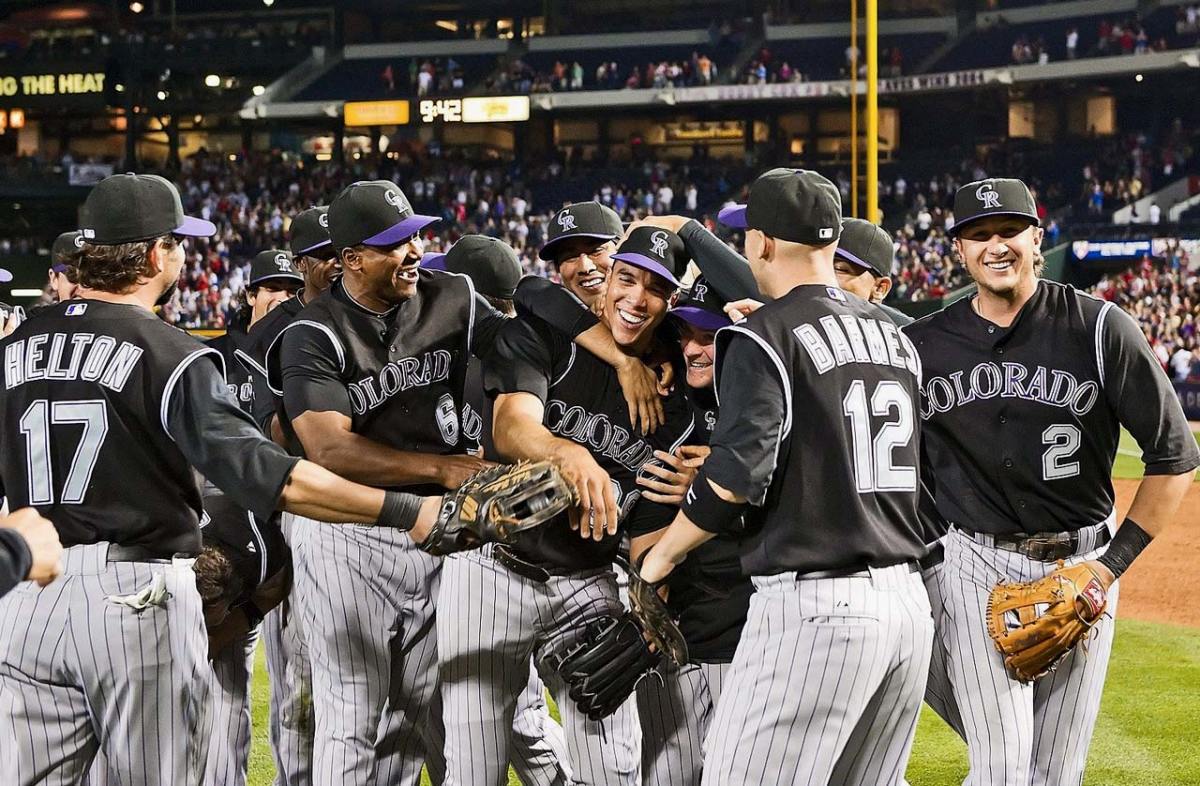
[
  {"x1": 0, "y1": 300, "x2": 298, "y2": 555},
  {"x1": 200, "y1": 492, "x2": 289, "y2": 604},
  {"x1": 484, "y1": 316, "x2": 696, "y2": 570},
  {"x1": 461, "y1": 361, "x2": 492, "y2": 458},
  {"x1": 208, "y1": 324, "x2": 262, "y2": 416},
  {"x1": 248, "y1": 293, "x2": 307, "y2": 449},
  {"x1": 701, "y1": 285, "x2": 927, "y2": 576},
  {"x1": 666, "y1": 383, "x2": 751, "y2": 663},
  {"x1": 904, "y1": 280, "x2": 1200, "y2": 536},
  {"x1": 275, "y1": 271, "x2": 506, "y2": 494}
]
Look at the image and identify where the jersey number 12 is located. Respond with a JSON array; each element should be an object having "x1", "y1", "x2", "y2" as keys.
[
  {"x1": 842, "y1": 380, "x2": 917, "y2": 494},
  {"x1": 18, "y1": 399, "x2": 109, "y2": 505}
]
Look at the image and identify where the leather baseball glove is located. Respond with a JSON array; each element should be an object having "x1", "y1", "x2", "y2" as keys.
[
  {"x1": 986, "y1": 560, "x2": 1109, "y2": 683},
  {"x1": 420, "y1": 461, "x2": 575, "y2": 556},
  {"x1": 552, "y1": 555, "x2": 689, "y2": 720}
]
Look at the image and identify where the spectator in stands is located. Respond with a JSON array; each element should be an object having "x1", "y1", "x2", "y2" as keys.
[{"x1": 1067, "y1": 27, "x2": 1079, "y2": 59}]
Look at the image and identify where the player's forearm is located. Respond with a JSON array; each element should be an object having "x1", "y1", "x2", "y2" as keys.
[
  {"x1": 641, "y1": 511, "x2": 715, "y2": 581},
  {"x1": 1124, "y1": 470, "x2": 1195, "y2": 537},
  {"x1": 575, "y1": 322, "x2": 630, "y2": 369},
  {"x1": 302, "y1": 430, "x2": 448, "y2": 488},
  {"x1": 277, "y1": 459, "x2": 436, "y2": 526},
  {"x1": 493, "y1": 413, "x2": 570, "y2": 464}
]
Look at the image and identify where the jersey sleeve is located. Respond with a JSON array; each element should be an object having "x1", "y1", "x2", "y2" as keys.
[
  {"x1": 677, "y1": 219, "x2": 762, "y2": 301},
  {"x1": 1099, "y1": 305, "x2": 1200, "y2": 476},
  {"x1": 469, "y1": 291, "x2": 511, "y2": 359},
  {"x1": 165, "y1": 357, "x2": 300, "y2": 522},
  {"x1": 0, "y1": 528, "x2": 32, "y2": 598},
  {"x1": 279, "y1": 323, "x2": 353, "y2": 420},
  {"x1": 482, "y1": 317, "x2": 557, "y2": 403},
  {"x1": 513, "y1": 276, "x2": 599, "y2": 338},
  {"x1": 702, "y1": 331, "x2": 788, "y2": 505}
]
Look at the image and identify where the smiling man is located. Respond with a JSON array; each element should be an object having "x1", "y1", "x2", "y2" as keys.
[
  {"x1": 436, "y1": 226, "x2": 695, "y2": 786},
  {"x1": 903, "y1": 178, "x2": 1198, "y2": 786},
  {"x1": 539, "y1": 202, "x2": 623, "y2": 311}
]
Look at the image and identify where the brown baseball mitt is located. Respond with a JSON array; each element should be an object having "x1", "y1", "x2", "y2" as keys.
[{"x1": 986, "y1": 560, "x2": 1109, "y2": 683}]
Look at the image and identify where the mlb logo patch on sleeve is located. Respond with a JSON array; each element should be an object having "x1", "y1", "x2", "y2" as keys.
[{"x1": 66, "y1": 303, "x2": 88, "y2": 316}]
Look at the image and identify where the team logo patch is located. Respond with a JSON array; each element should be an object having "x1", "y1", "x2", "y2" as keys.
[
  {"x1": 65, "y1": 303, "x2": 88, "y2": 316},
  {"x1": 384, "y1": 190, "x2": 408, "y2": 214},
  {"x1": 557, "y1": 210, "x2": 577, "y2": 232},
  {"x1": 435, "y1": 393, "x2": 459, "y2": 446},
  {"x1": 826, "y1": 286, "x2": 846, "y2": 301},
  {"x1": 691, "y1": 281, "x2": 708, "y2": 302},
  {"x1": 318, "y1": 212, "x2": 329, "y2": 228},
  {"x1": 976, "y1": 181, "x2": 1002, "y2": 209},
  {"x1": 73, "y1": 233, "x2": 85, "y2": 249},
  {"x1": 274, "y1": 252, "x2": 293, "y2": 272},
  {"x1": 649, "y1": 230, "x2": 669, "y2": 257}
]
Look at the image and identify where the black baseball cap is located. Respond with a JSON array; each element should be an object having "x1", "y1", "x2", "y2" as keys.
[
  {"x1": 671, "y1": 275, "x2": 732, "y2": 331},
  {"x1": 539, "y1": 202, "x2": 623, "y2": 261},
  {"x1": 444, "y1": 235, "x2": 523, "y2": 299},
  {"x1": 52, "y1": 230, "x2": 84, "y2": 272},
  {"x1": 79, "y1": 173, "x2": 215, "y2": 244},
  {"x1": 718, "y1": 168, "x2": 842, "y2": 247},
  {"x1": 249, "y1": 250, "x2": 303, "y2": 288},
  {"x1": 835, "y1": 218, "x2": 894, "y2": 279},
  {"x1": 289, "y1": 206, "x2": 333, "y2": 257},
  {"x1": 949, "y1": 178, "x2": 1040, "y2": 236},
  {"x1": 327, "y1": 180, "x2": 438, "y2": 251},
  {"x1": 421, "y1": 252, "x2": 447, "y2": 270},
  {"x1": 611, "y1": 226, "x2": 689, "y2": 289}
]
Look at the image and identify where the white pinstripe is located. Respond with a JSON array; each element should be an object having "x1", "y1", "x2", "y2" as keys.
[
  {"x1": 637, "y1": 661, "x2": 731, "y2": 785},
  {"x1": 0, "y1": 544, "x2": 211, "y2": 786},
  {"x1": 701, "y1": 565, "x2": 932, "y2": 786},
  {"x1": 939, "y1": 522, "x2": 1119, "y2": 786},
  {"x1": 920, "y1": 554, "x2": 965, "y2": 739},
  {"x1": 204, "y1": 629, "x2": 260, "y2": 786}
]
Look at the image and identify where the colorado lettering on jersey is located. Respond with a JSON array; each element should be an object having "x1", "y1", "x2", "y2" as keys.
[
  {"x1": 4, "y1": 332, "x2": 144, "y2": 392},
  {"x1": 346, "y1": 348, "x2": 453, "y2": 415},
  {"x1": 921, "y1": 362, "x2": 1099, "y2": 420},
  {"x1": 793, "y1": 314, "x2": 920, "y2": 379},
  {"x1": 545, "y1": 399, "x2": 655, "y2": 472},
  {"x1": 227, "y1": 380, "x2": 254, "y2": 406}
]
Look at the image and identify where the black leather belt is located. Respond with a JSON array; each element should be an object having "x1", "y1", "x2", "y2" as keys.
[
  {"x1": 984, "y1": 528, "x2": 1110, "y2": 562},
  {"x1": 918, "y1": 542, "x2": 945, "y2": 572},
  {"x1": 493, "y1": 545, "x2": 584, "y2": 584},
  {"x1": 105, "y1": 545, "x2": 193, "y2": 563}
]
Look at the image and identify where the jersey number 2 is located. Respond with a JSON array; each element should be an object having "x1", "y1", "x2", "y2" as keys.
[
  {"x1": 842, "y1": 380, "x2": 917, "y2": 493},
  {"x1": 1041, "y1": 424, "x2": 1081, "y2": 480},
  {"x1": 18, "y1": 399, "x2": 109, "y2": 505}
]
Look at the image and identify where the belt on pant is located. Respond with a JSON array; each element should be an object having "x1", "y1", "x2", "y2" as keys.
[
  {"x1": 918, "y1": 542, "x2": 945, "y2": 572},
  {"x1": 793, "y1": 560, "x2": 919, "y2": 581},
  {"x1": 964, "y1": 526, "x2": 1111, "y2": 562},
  {"x1": 105, "y1": 545, "x2": 193, "y2": 563},
  {"x1": 492, "y1": 545, "x2": 580, "y2": 584}
]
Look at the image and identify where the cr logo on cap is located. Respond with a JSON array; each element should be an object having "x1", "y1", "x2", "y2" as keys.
[
  {"x1": 649, "y1": 230, "x2": 669, "y2": 257},
  {"x1": 691, "y1": 281, "x2": 708, "y2": 302},
  {"x1": 73, "y1": 234, "x2": 85, "y2": 249},
  {"x1": 976, "y1": 181, "x2": 1003, "y2": 210},
  {"x1": 557, "y1": 210, "x2": 577, "y2": 231},
  {"x1": 275, "y1": 252, "x2": 293, "y2": 272},
  {"x1": 318, "y1": 212, "x2": 329, "y2": 228},
  {"x1": 384, "y1": 190, "x2": 407, "y2": 214}
]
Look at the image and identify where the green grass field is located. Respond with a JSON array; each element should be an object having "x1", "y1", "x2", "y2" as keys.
[{"x1": 246, "y1": 428, "x2": 1200, "y2": 785}]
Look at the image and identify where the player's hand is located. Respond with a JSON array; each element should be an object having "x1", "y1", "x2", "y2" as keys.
[
  {"x1": 0, "y1": 307, "x2": 20, "y2": 338},
  {"x1": 554, "y1": 443, "x2": 619, "y2": 541},
  {"x1": 2, "y1": 508, "x2": 63, "y2": 586},
  {"x1": 637, "y1": 448, "x2": 703, "y2": 505},
  {"x1": 1077, "y1": 559, "x2": 1116, "y2": 619},
  {"x1": 655, "y1": 360, "x2": 674, "y2": 394},
  {"x1": 435, "y1": 455, "x2": 498, "y2": 490},
  {"x1": 628, "y1": 215, "x2": 691, "y2": 234},
  {"x1": 616, "y1": 356, "x2": 665, "y2": 436},
  {"x1": 724, "y1": 298, "x2": 764, "y2": 323}
]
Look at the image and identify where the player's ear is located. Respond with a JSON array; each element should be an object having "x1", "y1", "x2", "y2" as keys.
[
  {"x1": 1031, "y1": 225, "x2": 1045, "y2": 248},
  {"x1": 760, "y1": 234, "x2": 775, "y2": 264},
  {"x1": 873, "y1": 275, "x2": 892, "y2": 303},
  {"x1": 340, "y1": 247, "x2": 361, "y2": 271}
]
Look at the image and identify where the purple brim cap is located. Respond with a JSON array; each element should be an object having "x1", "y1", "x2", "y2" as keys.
[
  {"x1": 51, "y1": 263, "x2": 69, "y2": 273},
  {"x1": 670, "y1": 305, "x2": 731, "y2": 331},
  {"x1": 0, "y1": 268, "x2": 12, "y2": 283},
  {"x1": 612, "y1": 252, "x2": 683, "y2": 289},
  {"x1": 363, "y1": 214, "x2": 440, "y2": 246},
  {"x1": 717, "y1": 204, "x2": 748, "y2": 229},
  {"x1": 175, "y1": 215, "x2": 217, "y2": 237},
  {"x1": 422, "y1": 252, "x2": 447, "y2": 270},
  {"x1": 297, "y1": 238, "x2": 332, "y2": 255},
  {"x1": 834, "y1": 247, "x2": 874, "y2": 272}
]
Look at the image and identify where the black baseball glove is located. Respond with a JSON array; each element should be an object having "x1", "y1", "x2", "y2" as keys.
[
  {"x1": 552, "y1": 555, "x2": 689, "y2": 720},
  {"x1": 420, "y1": 461, "x2": 575, "y2": 556}
]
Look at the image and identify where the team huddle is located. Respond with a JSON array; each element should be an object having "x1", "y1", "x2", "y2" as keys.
[{"x1": 0, "y1": 165, "x2": 1194, "y2": 786}]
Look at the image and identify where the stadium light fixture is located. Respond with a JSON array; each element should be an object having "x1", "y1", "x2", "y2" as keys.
[
  {"x1": 8, "y1": 109, "x2": 23, "y2": 129},
  {"x1": 156, "y1": 90, "x2": 167, "y2": 100},
  {"x1": 205, "y1": 74, "x2": 221, "y2": 88},
  {"x1": 11, "y1": 289, "x2": 45, "y2": 298},
  {"x1": 115, "y1": 83, "x2": 125, "y2": 92},
  {"x1": 129, "y1": 1, "x2": 144, "y2": 13},
  {"x1": 1135, "y1": 73, "x2": 1144, "y2": 82},
  {"x1": 252, "y1": 85, "x2": 266, "y2": 96},
  {"x1": 263, "y1": 0, "x2": 275, "y2": 6}
]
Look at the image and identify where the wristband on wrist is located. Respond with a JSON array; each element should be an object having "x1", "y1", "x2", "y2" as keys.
[
  {"x1": 379, "y1": 491, "x2": 422, "y2": 531},
  {"x1": 680, "y1": 474, "x2": 744, "y2": 534},
  {"x1": 1096, "y1": 517, "x2": 1152, "y2": 579}
]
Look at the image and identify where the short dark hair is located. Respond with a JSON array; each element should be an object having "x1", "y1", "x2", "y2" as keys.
[
  {"x1": 194, "y1": 544, "x2": 244, "y2": 607},
  {"x1": 482, "y1": 293, "x2": 515, "y2": 317},
  {"x1": 77, "y1": 234, "x2": 176, "y2": 293}
]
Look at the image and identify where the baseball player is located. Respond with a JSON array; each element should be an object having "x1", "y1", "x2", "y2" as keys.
[
  {"x1": 640, "y1": 169, "x2": 933, "y2": 786},
  {"x1": 249, "y1": 205, "x2": 337, "y2": 786},
  {"x1": 0, "y1": 172, "x2": 464, "y2": 786},
  {"x1": 540, "y1": 201, "x2": 624, "y2": 312},
  {"x1": 273, "y1": 180, "x2": 512, "y2": 786},
  {"x1": 48, "y1": 230, "x2": 84, "y2": 303},
  {"x1": 437, "y1": 226, "x2": 697, "y2": 786},
  {"x1": 903, "y1": 177, "x2": 1199, "y2": 786},
  {"x1": 0, "y1": 509, "x2": 62, "y2": 598},
  {"x1": 196, "y1": 492, "x2": 291, "y2": 786}
]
